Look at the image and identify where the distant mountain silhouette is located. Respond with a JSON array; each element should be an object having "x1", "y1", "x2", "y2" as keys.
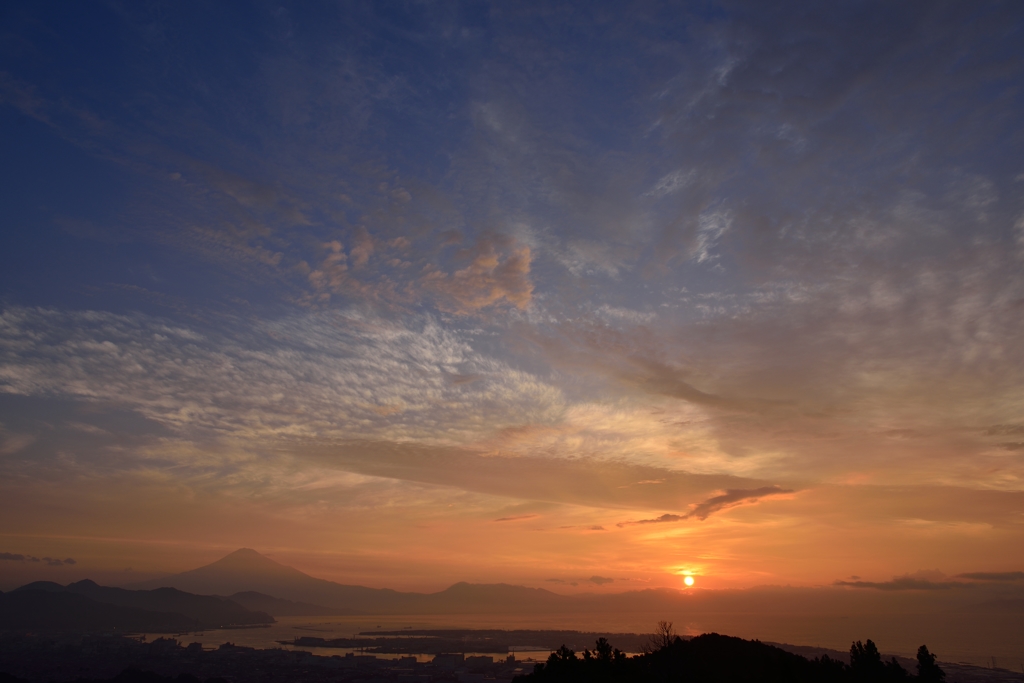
[
  {"x1": 130, "y1": 549, "x2": 902, "y2": 616},
  {"x1": 123, "y1": 548, "x2": 1023, "y2": 620},
  {"x1": 131, "y1": 549, "x2": 311, "y2": 592},
  {"x1": 128, "y1": 549, "x2": 577, "y2": 614},
  {"x1": 422, "y1": 582, "x2": 575, "y2": 613},
  {"x1": 1, "y1": 580, "x2": 273, "y2": 632},
  {"x1": 226, "y1": 591, "x2": 340, "y2": 617},
  {"x1": 128, "y1": 549, "x2": 412, "y2": 612},
  {"x1": 61, "y1": 580, "x2": 272, "y2": 625},
  {"x1": 12, "y1": 581, "x2": 66, "y2": 592}
]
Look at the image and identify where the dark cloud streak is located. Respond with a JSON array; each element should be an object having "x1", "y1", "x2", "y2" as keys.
[
  {"x1": 617, "y1": 486, "x2": 793, "y2": 526},
  {"x1": 956, "y1": 572, "x2": 1024, "y2": 582},
  {"x1": 686, "y1": 486, "x2": 794, "y2": 521},
  {"x1": 0, "y1": 552, "x2": 75, "y2": 565},
  {"x1": 310, "y1": 440, "x2": 767, "y2": 512},
  {"x1": 834, "y1": 578, "x2": 968, "y2": 591},
  {"x1": 493, "y1": 514, "x2": 539, "y2": 523}
]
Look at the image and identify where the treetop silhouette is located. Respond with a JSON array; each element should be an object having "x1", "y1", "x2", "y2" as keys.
[{"x1": 516, "y1": 625, "x2": 946, "y2": 683}]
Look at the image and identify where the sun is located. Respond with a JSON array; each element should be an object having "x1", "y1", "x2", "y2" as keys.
[{"x1": 683, "y1": 575, "x2": 695, "y2": 587}]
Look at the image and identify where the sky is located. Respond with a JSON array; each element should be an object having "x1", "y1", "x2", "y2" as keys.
[{"x1": 1, "y1": 1, "x2": 1023, "y2": 596}]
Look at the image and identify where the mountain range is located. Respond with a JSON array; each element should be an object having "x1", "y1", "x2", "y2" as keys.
[
  {"x1": 124, "y1": 549, "x2": 1024, "y2": 618},
  {"x1": 118, "y1": 549, "x2": 928, "y2": 617},
  {"x1": 225, "y1": 591, "x2": 337, "y2": 617},
  {"x1": 127, "y1": 549, "x2": 577, "y2": 614},
  {"x1": 0, "y1": 579, "x2": 273, "y2": 632}
]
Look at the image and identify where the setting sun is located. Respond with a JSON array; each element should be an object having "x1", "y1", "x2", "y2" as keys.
[{"x1": 1, "y1": 1, "x2": 1023, "y2": 673}]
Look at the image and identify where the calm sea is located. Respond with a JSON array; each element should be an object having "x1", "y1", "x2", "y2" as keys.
[{"x1": 143, "y1": 612, "x2": 1024, "y2": 669}]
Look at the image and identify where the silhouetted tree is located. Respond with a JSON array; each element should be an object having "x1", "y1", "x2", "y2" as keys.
[
  {"x1": 851, "y1": 639, "x2": 885, "y2": 679},
  {"x1": 594, "y1": 637, "x2": 613, "y2": 662},
  {"x1": 550, "y1": 645, "x2": 577, "y2": 665},
  {"x1": 643, "y1": 620, "x2": 677, "y2": 653},
  {"x1": 814, "y1": 654, "x2": 850, "y2": 680},
  {"x1": 850, "y1": 640, "x2": 908, "y2": 682},
  {"x1": 534, "y1": 639, "x2": 628, "y2": 682},
  {"x1": 916, "y1": 645, "x2": 945, "y2": 683},
  {"x1": 520, "y1": 627, "x2": 902, "y2": 683},
  {"x1": 533, "y1": 645, "x2": 578, "y2": 679},
  {"x1": 884, "y1": 657, "x2": 910, "y2": 682}
]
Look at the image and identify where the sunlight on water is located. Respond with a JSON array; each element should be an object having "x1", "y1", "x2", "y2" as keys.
[{"x1": 145, "y1": 612, "x2": 1024, "y2": 668}]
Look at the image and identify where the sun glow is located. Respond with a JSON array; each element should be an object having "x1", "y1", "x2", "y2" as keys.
[{"x1": 683, "y1": 575, "x2": 695, "y2": 587}]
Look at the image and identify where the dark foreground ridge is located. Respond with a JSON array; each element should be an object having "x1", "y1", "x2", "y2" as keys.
[
  {"x1": 286, "y1": 628, "x2": 652, "y2": 654},
  {"x1": 521, "y1": 633, "x2": 950, "y2": 683},
  {"x1": 2, "y1": 629, "x2": 1022, "y2": 683}
]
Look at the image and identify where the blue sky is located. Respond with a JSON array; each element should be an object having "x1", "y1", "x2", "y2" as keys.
[{"x1": 1, "y1": 1, "x2": 1023, "y2": 594}]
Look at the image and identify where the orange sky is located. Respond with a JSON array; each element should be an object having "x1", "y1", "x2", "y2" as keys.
[{"x1": 1, "y1": 2, "x2": 1023, "y2": 599}]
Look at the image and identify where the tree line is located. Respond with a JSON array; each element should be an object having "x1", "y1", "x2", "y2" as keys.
[{"x1": 514, "y1": 622, "x2": 945, "y2": 683}]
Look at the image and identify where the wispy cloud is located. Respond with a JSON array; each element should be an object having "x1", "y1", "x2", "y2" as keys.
[
  {"x1": 3, "y1": 1, "x2": 1024, "y2": 591},
  {"x1": 618, "y1": 486, "x2": 793, "y2": 526},
  {"x1": 493, "y1": 514, "x2": 539, "y2": 523},
  {"x1": 0, "y1": 553, "x2": 75, "y2": 565},
  {"x1": 0, "y1": 306, "x2": 563, "y2": 444},
  {"x1": 685, "y1": 486, "x2": 794, "y2": 520},
  {"x1": 834, "y1": 578, "x2": 968, "y2": 591},
  {"x1": 423, "y1": 237, "x2": 534, "y2": 313},
  {"x1": 618, "y1": 513, "x2": 683, "y2": 527},
  {"x1": 644, "y1": 169, "x2": 696, "y2": 198},
  {"x1": 956, "y1": 572, "x2": 1024, "y2": 582}
]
